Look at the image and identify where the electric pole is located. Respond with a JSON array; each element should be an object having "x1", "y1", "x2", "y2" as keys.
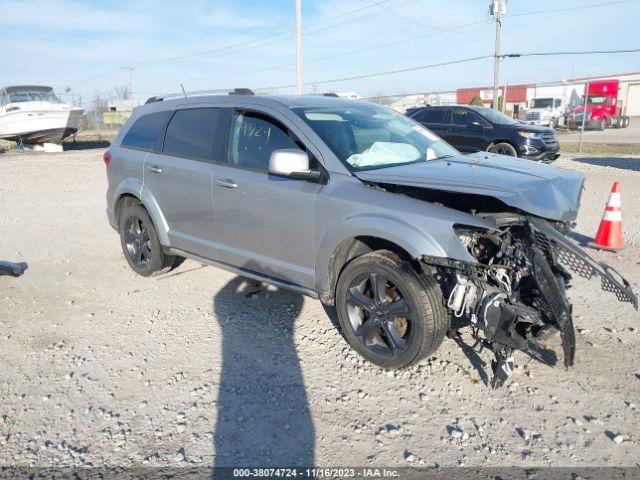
[
  {"x1": 491, "y1": 0, "x2": 506, "y2": 110},
  {"x1": 295, "y1": 0, "x2": 303, "y2": 95},
  {"x1": 120, "y1": 66, "x2": 135, "y2": 110}
]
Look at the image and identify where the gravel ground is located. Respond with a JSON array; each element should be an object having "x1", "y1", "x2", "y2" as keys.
[{"x1": 0, "y1": 150, "x2": 639, "y2": 471}]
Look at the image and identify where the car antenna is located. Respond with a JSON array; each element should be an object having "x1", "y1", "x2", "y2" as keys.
[{"x1": 180, "y1": 84, "x2": 187, "y2": 98}]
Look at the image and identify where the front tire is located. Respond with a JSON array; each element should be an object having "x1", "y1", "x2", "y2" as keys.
[
  {"x1": 118, "y1": 203, "x2": 175, "y2": 277},
  {"x1": 489, "y1": 142, "x2": 518, "y2": 157},
  {"x1": 335, "y1": 251, "x2": 449, "y2": 369}
]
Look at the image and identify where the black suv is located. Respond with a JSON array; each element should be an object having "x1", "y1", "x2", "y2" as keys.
[{"x1": 409, "y1": 105, "x2": 560, "y2": 162}]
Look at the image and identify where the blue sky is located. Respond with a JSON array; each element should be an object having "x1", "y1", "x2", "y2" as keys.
[{"x1": 1, "y1": 0, "x2": 639, "y2": 106}]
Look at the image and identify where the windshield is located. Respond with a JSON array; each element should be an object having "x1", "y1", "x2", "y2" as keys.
[
  {"x1": 531, "y1": 98, "x2": 554, "y2": 108},
  {"x1": 586, "y1": 96, "x2": 606, "y2": 105},
  {"x1": 469, "y1": 106, "x2": 519, "y2": 125},
  {"x1": 293, "y1": 104, "x2": 459, "y2": 171}
]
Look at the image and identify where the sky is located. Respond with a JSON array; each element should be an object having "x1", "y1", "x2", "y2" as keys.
[{"x1": 1, "y1": 0, "x2": 639, "y2": 107}]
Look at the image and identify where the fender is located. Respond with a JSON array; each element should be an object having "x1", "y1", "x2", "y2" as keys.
[
  {"x1": 110, "y1": 179, "x2": 171, "y2": 247},
  {"x1": 139, "y1": 184, "x2": 171, "y2": 246},
  {"x1": 108, "y1": 177, "x2": 143, "y2": 229},
  {"x1": 314, "y1": 213, "x2": 478, "y2": 301}
]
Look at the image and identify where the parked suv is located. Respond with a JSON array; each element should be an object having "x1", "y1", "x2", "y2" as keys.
[
  {"x1": 105, "y1": 93, "x2": 636, "y2": 387},
  {"x1": 409, "y1": 105, "x2": 561, "y2": 162}
]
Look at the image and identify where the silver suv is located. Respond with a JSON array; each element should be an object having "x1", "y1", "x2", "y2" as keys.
[{"x1": 105, "y1": 92, "x2": 636, "y2": 387}]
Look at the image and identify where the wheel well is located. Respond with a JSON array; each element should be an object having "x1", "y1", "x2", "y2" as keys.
[
  {"x1": 115, "y1": 194, "x2": 141, "y2": 227},
  {"x1": 324, "y1": 236, "x2": 417, "y2": 305},
  {"x1": 486, "y1": 140, "x2": 520, "y2": 156}
]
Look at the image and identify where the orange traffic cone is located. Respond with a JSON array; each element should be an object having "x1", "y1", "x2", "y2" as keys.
[{"x1": 588, "y1": 182, "x2": 623, "y2": 252}]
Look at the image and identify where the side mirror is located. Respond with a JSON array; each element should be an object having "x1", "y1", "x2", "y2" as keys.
[{"x1": 269, "y1": 149, "x2": 322, "y2": 180}]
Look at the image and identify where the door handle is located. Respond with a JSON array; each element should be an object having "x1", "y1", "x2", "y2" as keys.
[
  {"x1": 216, "y1": 179, "x2": 238, "y2": 188},
  {"x1": 146, "y1": 165, "x2": 162, "y2": 174}
]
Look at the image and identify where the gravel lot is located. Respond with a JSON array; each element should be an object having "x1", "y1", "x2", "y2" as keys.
[{"x1": 0, "y1": 149, "x2": 639, "y2": 471}]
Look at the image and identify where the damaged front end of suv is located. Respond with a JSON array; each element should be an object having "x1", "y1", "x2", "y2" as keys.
[
  {"x1": 427, "y1": 215, "x2": 636, "y2": 388},
  {"x1": 356, "y1": 154, "x2": 637, "y2": 388}
]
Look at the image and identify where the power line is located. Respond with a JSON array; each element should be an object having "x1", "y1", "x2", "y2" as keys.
[
  {"x1": 366, "y1": 0, "x2": 445, "y2": 31},
  {"x1": 264, "y1": 55, "x2": 494, "y2": 90},
  {"x1": 138, "y1": 0, "x2": 406, "y2": 66},
  {"x1": 510, "y1": 0, "x2": 638, "y2": 17},
  {"x1": 260, "y1": 48, "x2": 640, "y2": 90},
  {"x1": 504, "y1": 48, "x2": 640, "y2": 57}
]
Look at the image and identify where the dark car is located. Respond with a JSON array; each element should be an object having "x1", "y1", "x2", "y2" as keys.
[{"x1": 409, "y1": 105, "x2": 561, "y2": 162}]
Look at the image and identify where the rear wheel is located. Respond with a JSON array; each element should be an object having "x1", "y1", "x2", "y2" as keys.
[
  {"x1": 335, "y1": 251, "x2": 449, "y2": 369},
  {"x1": 118, "y1": 203, "x2": 175, "y2": 276},
  {"x1": 623, "y1": 116, "x2": 630, "y2": 128},
  {"x1": 489, "y1": 142, "x2": 518, "y2": 157}
]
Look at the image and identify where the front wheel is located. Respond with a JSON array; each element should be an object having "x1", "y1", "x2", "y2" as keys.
[
  {"x1": 549, "y1": 118, "x2": 557, "y2": 129},
  {"x1": 597, "y1": 119, "x2": 606, "y2": 131},
  {"x1": 118, "y1": 203, "x2": 175, "y2": 276},
  {"x1": 335, "y1": 251, "x2": 449, "y2": 369},
  {"x1": 489, "y1": 142, "x2": 518, "y2": 157}
]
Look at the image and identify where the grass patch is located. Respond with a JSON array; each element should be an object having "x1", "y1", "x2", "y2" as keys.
[{"x1": 561, "y1": 143, "x2": 640, "y2": 155}]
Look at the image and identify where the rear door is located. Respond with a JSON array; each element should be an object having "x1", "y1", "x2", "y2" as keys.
[
  {"x1": 412, "y1": 107, "x2": 450, "y2": 139},
  {"x1": 447, "y1": 108, "x2": 489, "y2": 152},
  {"x1": 143, "y1": 106, "x2": 230, "y2": 259}
]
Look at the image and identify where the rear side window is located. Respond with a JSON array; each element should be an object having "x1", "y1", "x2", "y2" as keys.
[
  {"x1": 163, "y1": 108, "x2": 228, "y2": 161},
  {"x1": 121, "y1": 111, "x2": 172, "y2": 151},
  {"x1": 416, "y1": 108, "x2": 447, "y2": 124}
]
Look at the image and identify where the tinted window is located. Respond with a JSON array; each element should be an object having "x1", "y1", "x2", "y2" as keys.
[
  {"x1": 163, "y1": 108, "x2": 227, "y2": 161},
  {"x1": 451, "y1": 108, "x2": 483, "y2": 126},
  {"x1": 227, "y1": 113, "x2": 303, "y2": 171},
  {"x1": 121, "y1": 111, "x2": 172, "y2": 151},
  {"x1": 416, "y1": 108, "x2": 447, "y2": 124}
]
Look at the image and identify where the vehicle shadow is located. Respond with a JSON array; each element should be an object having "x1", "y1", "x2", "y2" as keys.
[
  {"x1": 451, "y1": 335, "x2": 490, "y2": 386},
  {"x1": 212, "y1": 276, "x2": 315, "y2": 470},
  {"x1": 571, "y1": 156, "x2": 640, "y2": 172}
]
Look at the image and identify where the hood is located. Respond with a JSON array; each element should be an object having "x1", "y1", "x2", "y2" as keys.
[
  {"x1": 573, "y1": 104, "x2": 600, "y2": 114},
  {"x1": 355, "y1": 153, "x2": 585, "y2": 222},
  {"x1": 505, "y1": 123, "x2": 554, "y2": 134}
]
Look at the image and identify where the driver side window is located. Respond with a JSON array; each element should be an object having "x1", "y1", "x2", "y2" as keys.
[
  {"x1": 227, "y1": 112, "x2": 307, "y2": 171},
  {"x1": 451, "y1": 109, "x2": 483, "y2": 126}
]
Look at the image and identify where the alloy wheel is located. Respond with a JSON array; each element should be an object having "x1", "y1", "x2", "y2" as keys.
[
  {"x1": 345, "y1": 272, "x2": 413, "y2": 357},
  {"x1": 123, "y1": 216, "x2": 152, "y2": 268}
]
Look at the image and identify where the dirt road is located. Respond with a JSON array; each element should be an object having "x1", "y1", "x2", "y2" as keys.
[{"x1": 0, "y1": 150, "x2": 639, "y2": 470}]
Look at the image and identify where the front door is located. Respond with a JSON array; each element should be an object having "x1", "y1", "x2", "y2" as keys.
[
  {"x1": 447, "y1": 108, "x2": 489, "y2": 152},
  {"x1": 212, "y1": 110, "x2": 321, "y2": 290}
]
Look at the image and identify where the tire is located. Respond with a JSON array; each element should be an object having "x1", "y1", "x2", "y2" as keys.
[
  {"x1": 549, "y1": 118, "x2": 556, "y2": 129},
  {"x1": 597, "y1": 119, "x2": 606, "y2": 131},
  {"x1": 118, "y1": 202, "x2": 175, "y2": 277},
  {"x1": 488, "y1": 142, "x2": 518, "y2": 157},
  {"x1": 335, "y1": 250, "x2": 449, "y2": 369},
  {"x1": 623, "y1": 116, "x2": 630, "y2": 128}
]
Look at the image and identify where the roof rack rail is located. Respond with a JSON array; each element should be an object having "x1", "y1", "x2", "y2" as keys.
[{"x1": 144, "y1": 87, "x2": 255, "y2": 104}]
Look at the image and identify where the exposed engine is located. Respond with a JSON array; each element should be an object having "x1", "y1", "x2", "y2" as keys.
[{"x1": 425, "y1": 214, "x2": 637, "y2": 388}]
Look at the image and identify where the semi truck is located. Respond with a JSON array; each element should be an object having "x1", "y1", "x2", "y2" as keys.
[
  {"x1": 523, "y1": 97, "x2": 565, "y2": 128},
  {"x1": 568, "y1": 79, "x2": 630, "y2": 130}
]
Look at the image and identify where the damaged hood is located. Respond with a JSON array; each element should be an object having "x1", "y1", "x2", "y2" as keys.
[{"x1": 355, "y1": 153, "x2": 585, "y2": 222}]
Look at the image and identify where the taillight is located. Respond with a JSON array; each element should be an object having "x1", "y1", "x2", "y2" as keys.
[{"x1": 103, "y1": 150, "x2": 111, "y2": 167}]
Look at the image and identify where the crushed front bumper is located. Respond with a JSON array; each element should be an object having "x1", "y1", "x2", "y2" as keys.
[{"x1": 529, "y1": 217, "x2": 638, "y2": 309}]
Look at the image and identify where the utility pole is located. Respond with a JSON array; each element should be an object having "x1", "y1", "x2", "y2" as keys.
[
  {"x1": 295, "y1": 0, "x2": 303, "y2": 95},
  {"x1": 120, "y1": 66, "x2": 135, "y2": 110},
  {"x1": 490, "y1": 0, "x2": 506, "y2": 110}
]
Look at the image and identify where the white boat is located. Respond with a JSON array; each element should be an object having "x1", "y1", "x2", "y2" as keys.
[{"x1": 0, "y1": 85, "x2": 84, "y2": 144}]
